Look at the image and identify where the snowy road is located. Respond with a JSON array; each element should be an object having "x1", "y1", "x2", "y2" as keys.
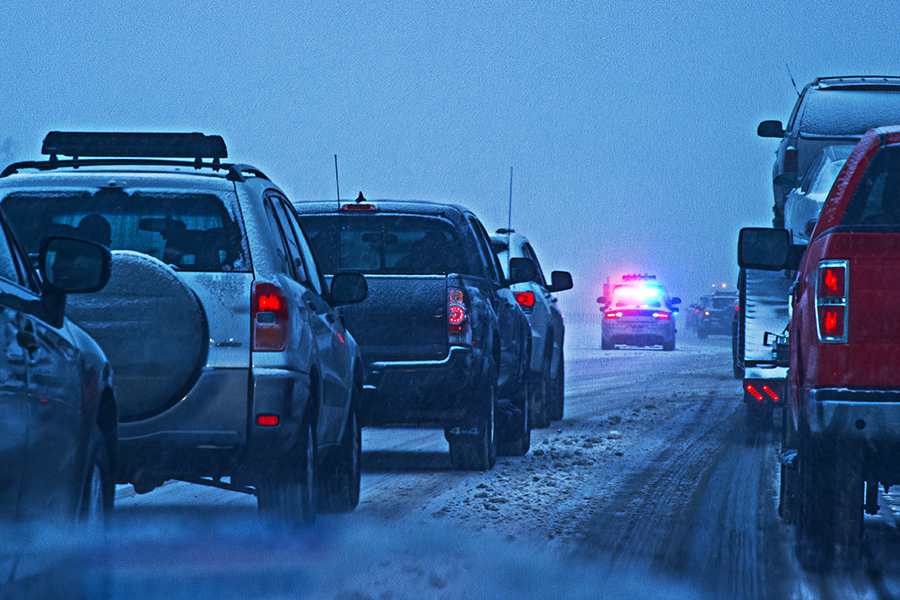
[{"x1": 21, "y1": 320, "x2": 900, "y2": 599}]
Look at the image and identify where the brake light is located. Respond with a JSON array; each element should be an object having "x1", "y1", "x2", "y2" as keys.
[
  {"x1": 448, "y1": 287, "x2": 472, "y2": 345},
  {"x1": 605, "y1": 311, "x2": 622, "y2": 319},
  {"x1": 257, "y1": 414, "x2": 279, "y2": 426},
  {"x1": 652, "y1": 312, "x2": 670, "y2": 320},
  {"x1": 340, "y1": 203, "x2": 377, "y2": 212},
  {"x1": 745, "y1": 382, "x2": 780, "y2": 403},
  {"x1": 252, "y1": 281, "x2": 290, "y2": 351},
  {"x1": 783, "y1": 146, "x2": 798, "y2": 178},
  {"x1": 815, "y1": 260, "x2": 848, "y2": 343},
  {"x1": 514, "y1": 291, "x2": 535, "y2": 310}
]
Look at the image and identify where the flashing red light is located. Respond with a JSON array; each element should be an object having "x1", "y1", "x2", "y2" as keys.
[
  {"x1": 514, "y1": 291, "x2": 535, "y2": 308},
  {"x1": 257, "y1": 414, "x2": 279, "y2": 426}
]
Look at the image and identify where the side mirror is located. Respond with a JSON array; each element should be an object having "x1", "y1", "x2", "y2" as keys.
[
  {"x1": 737, "y1": 227, "x2": 803, "y2": 271},
  {"x1": 757, "y1": 120, "x2": 784, "y2": 138},
  {"x1": 546, "y1": 271, "x2": 573, "y2": 293},
  {"x1": 774, "y1": 172, "x2": 798, "y2": 188},
  {"x1": 671, "y1": 297, "x2": 681, "y2": 305},
  {"x1": 507, "y1": 257, "x2": 537, "y2": 285},
  {"x1": 39, "y1": 236, "x2": 111, "y2": 294},
  {"x1": 597, "y1": 296, "x2": 606, "y2": 305},
  {"x1": 329, "y1": 272, "x2": 368, "y2": 305}
]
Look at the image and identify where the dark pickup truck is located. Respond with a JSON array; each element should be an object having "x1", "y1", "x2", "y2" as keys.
[{"x1": 295, "y1": 198, "x2": 534, "y2": 470}]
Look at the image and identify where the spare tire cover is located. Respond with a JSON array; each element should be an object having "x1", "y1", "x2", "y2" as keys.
[{"x1": 66, "y1": 251, "x2": 207, "y2": 422}]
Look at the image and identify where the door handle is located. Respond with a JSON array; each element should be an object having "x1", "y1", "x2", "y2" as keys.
[{"x1": 16, "y1": 324, "x2": 38, "y2": 354}]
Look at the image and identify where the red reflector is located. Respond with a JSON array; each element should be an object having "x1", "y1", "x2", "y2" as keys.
[
  {"x1": 514, "y1": 291, "x2": 535, "y2": 308},
  {"x1": 745, "y1": 384, "x2": 764, "y2": 402},
  {"x1": 257, "y1": 414, "x2": 279, "y2": 426},
  {"x1": 340, "y1": 203, "x2": 377, "y2": 212}
]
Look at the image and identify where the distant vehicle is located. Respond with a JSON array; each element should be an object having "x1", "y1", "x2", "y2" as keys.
[
  {"x1": 491, "y1": 230, "x2": 572, "y2": 428},
  {"x1": 758, "y1": 75, "x2": 900, "y2": 227},
  {"x1": 296, "y1": 198, "x2": 534, "y2": 468},
  {"x1": 0, "y1": 132, "x2": 368, "y2": 524},
  {"x1": 783, "y1": 145, "x2": 854, "y2": 244},
  {"x1": 740, "y1": 125, "x2": 900, "y2": 570},
  {"x1": 697, "y1": 290, "x2": 738, "y2": 339},
  {"x1": 0, "y1": 228, "x2": 115, "y2": 524},
  {"x1": 598, "y1": 274, "x2": 680, "y2": 351}
]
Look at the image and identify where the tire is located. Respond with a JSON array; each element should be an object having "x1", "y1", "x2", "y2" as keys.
[
  {"x1": 497, "y1": 374, "x2": 530, "y2": 457},
  {"x1": 601, "y1": 337, "x2": 614, "y2": 350},
  {"x1": 258, "y1": 417, "x2": 317, "y2": 524},
  {"x1": 697, "y1": 326, "x2": 708, "y2": 340},
  {"x1": 795, "y1": 429, "x2": 864, "y2": 571},
  {"x1": 530, "y1": 361, "x2": 551, "y2": 429},
  {"x1": 79, "y1": 426, "x2": 114, "y2": 523},
  {"x1": 548, "y1": 355, "x2": 565, "y2": 422},
  {"x1": 779, "y1": 407, "x2": 798, "y2": 525},
  {"x1": 318, "y1": 397, "x2": 362, "y2": 513},
  {"x1": 65, "y1": 251, "x2": 206, "y2": 422},
  {"x1": 662, "y1": 337, "x2": 675, "y2": 351},
  {"x1": 448, "y1": 359, "x2": 497, "y2": 471}
]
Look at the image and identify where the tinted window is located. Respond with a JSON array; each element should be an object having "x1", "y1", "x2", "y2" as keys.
[
  {"x1": 301, "y1": 215, "x2": 468, "y2": 275},
  {"x1": 1, "y1": 189, "x2": 248, "y2": 272},
  {"x1": 842, "y1": 146, "x2": 900, "y2": 227}
]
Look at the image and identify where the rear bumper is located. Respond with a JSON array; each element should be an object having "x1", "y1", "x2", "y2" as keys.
[
  {"x1": 603, "y1": 320, "x2": 675, "y2": 347},
  {"x1": 362, "y1": 345, "x2": 482, "y2": 425},
  {"x1": 808, "y1": 388, "x2": 900, "y2": 441}
]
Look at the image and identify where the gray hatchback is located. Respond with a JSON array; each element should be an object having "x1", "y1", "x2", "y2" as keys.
[{"x1": 0, "y1": 132, "x2": 368, "y2": 523}]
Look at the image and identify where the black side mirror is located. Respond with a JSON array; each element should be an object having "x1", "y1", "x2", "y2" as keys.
[
  {"x1": 546, "y1": 271, "x2": 573, "y2": 293},
  {"x1": 737, "y1": 227, "x2": 803, "y2": 271},
  {"x1": 757, "y1": 120, "x2": 784, "y2": 138},
  {"x1": 329, "y1": 272, "x2": 368, "y2": 305},
  {"x1": 507, "y1": 257, "x2": 537, "y2": 285},
  {"x1": 39, "y1": 236, "x2": 111, "y2": 294},
  {"x1": 671, "y1": 297, "x2": 681, "y2": 305}
]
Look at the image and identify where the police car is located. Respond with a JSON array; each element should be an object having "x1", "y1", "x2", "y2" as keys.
[{"x1": 598, "y1": 275, "x2": 680, "y2": 351}]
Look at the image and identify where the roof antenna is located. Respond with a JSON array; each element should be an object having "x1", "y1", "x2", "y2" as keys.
[
  {"x1": 334, "y1": 154, "x2": 340, "y2": 211},
  {"x1": 356, "y1": 191, "x2": 365, "y2": 203},
  {"x1": 507, "y1": 166, "x2": 513, "y2": 233},
  {"x1": 785, "y1": 63, "x2": 800, "y2": 97}
]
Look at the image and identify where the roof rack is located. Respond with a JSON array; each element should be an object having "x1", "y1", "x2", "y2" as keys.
[
  {"x1": 42, "y1": 132, "x2": 227, "y2": 160},
  {"x1": 0, "y1": 132, "x2": 270, "y2": 183}
]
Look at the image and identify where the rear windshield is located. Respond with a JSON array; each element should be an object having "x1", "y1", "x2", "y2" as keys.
[
  {"x1": 710, "y1": 296, "x2": 736, "y2": 309},
  {"x1": 801, "y1": 89, "x2": 900, "y2": 136},
  {"x1": 1, "y1": 188, "x2": 249, "y2": 272},
  {"x1": 301, "y1": 214, "x2": 469, "y2": 275},
  {"x1": 841, "y1": 146, "x2": 900, "y2": 228}
]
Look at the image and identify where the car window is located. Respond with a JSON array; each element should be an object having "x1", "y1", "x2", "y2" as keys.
[
  {"x1": 522, "y1": 242, "x2": 547, "y2": 286},
  {"x1": 301, "y1": 214, "x2": 468, "y2": 275},
  {"x1": 842, "y1": 146, "x2": 900, "y2": 226},
  {"x1": 0, "y1": 189, "x2": 249, "y2": 272},
  {"x1": 268, "y1": 194, "x2": 313, "y2": 286},
  {"x1": 468, "y1": 217, "x2": 502, "y2": 286},
  {"x1": 0, "y1": 219, "x2": 24, "y2": 286}
]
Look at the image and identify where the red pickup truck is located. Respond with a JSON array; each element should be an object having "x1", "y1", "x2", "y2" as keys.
[{"x1": 740, "y1": 125, "x2": 900, "y2": 570}]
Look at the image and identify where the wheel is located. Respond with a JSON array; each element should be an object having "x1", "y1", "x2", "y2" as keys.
[
  {"x1": 601, "y1": 337, "x2": 614, "y2": 350},
  {"x1": 662, "y1": 337, "x2": 675, "y2": 351},
  {"x1": 317, "y1": 394, "x2": 362, "y2": 513},
  {"x1": 258, "y1": 417, "x2": 317, "y2": 524},
  {"x1": 497, "y1": 373, "x2": 530, "y2": 457},
  {"x1": 548, "y1": 354, "x2": 564, "y2": 422},
  {"x1": 795, "y1": 431, "x2": 863, "y2": 571},
  {"x1": 448, "y1": 359, "x2": 497, "y2": 470},
  {"x1": 530, "y1": 361, "x2": 551, "y2": 429},
  {"x1": 698, "y1": 326, "x2": 708, "y2": 340},
  {"x1": 79, "y1": 426, "x2": 114, "y2": 523},
  {"x1": 779, "y1": 407, "x2": 798, "y2": 525}
]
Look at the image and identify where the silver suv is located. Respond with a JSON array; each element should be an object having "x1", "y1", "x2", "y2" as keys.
[
  {"x1": 490, "y1": 230, "x2": 572, "y2": 427},
  {"x1": 0, "y1": 132, "x2": 368, "y2": 523}
]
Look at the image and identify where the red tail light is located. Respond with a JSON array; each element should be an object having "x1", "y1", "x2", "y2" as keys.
[
  {"x1": 815, "y1": 260, "x2": 848, "y2": 343},
  {"x1": 514, "y1": 291, "x2": 535, "y2": 311},
  {"x1": 340, "y1": 203, "x2": 377, "y2": 212},
  {"x1": 744, "y1": 381, "x2": 781, "y2": 403},
  {"x1": 252, "y1": 281, "x2": 290, "y2": 351},
  {"x1": 604, "y1": 311, "x2": 622, "y2": 319},
  {"x1": 652, "y1": 311, "x2": 670, "y2": 320},
  {"x1": 257, "y1": 414, "x2": 280, "y2": 426},
  {"x1": 448, "y1": 287, "x2": 472, "y2": 345}
]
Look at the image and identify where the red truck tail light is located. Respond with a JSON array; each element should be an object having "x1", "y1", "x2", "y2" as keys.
[
  {"x1": 448, "y1": 287, "x2": 472, "y2": 345},
  {"x1": 815, "y1": 260, "x2": 848, "y2": 343},
  {"x1": 252, "y1": 281, "x2": 290, "y2": 351}
]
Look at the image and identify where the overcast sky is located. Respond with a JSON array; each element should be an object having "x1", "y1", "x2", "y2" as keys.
[{"x1": 0, "y1": 1, "x2": 891, "y2": 316}]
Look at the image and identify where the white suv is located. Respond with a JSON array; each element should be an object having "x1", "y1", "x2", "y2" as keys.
[
  {"x1": 0, "y1": 132, "x2": 368, "y2": 523},
  {"x1": 491, "y1": 230, "x2": 572, "y2": 427}
]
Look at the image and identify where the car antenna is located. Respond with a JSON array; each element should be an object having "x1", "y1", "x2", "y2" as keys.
[
  {"x1": 785, "y1": 63, "x2": 800, "y2": 97},
  {"x1": 506, "y1": 166, "x2": 513, "y2": 276},
  {"x1": 334, "y1": 154, "x2": 341, "y2": 211}
]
